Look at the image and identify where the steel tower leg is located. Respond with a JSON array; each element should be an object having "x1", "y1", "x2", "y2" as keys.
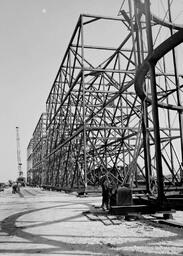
[{"x1": 144, "y1": 0, "x2": 165, "y2": 204}]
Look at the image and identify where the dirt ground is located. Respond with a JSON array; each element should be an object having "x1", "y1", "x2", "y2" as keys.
[{"x1": 0, "y1": 187, "x2": 183, "y2": 256}]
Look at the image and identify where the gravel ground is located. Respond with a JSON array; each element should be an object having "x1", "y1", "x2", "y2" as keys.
[{"x1": 0, "y1": 187, "x2": 183, "y2": 256}]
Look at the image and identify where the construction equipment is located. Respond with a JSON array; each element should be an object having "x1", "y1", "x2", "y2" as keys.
[{"x1": 16, "y1": 127, "x2": 25, "y2": 186}]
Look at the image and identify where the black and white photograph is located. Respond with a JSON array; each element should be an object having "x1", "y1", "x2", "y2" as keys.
[{"x1": 1, "y1": 0, "x2": 183, "y2": 255}]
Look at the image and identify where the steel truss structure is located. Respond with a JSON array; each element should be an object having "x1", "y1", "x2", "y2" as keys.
[
  {"x1": 27, "y1": 138, "x2": 33, "y2": 185},
  {"x1": 127, "y1": 0, "x2": 183, "y2": 205},
  {"x1": 29, "y1": 113, "x2": 47, "y2": 186},
  {"x1": 45, "y1": 13, "x2": 145, "y2": 192},
  {"x1": 27, "y1": 1, "x2": 183, "y2": 208}
]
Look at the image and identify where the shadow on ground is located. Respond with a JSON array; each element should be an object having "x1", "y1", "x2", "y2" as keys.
[{"x1": 1, "y1": 201, "x2": 183, "y2": 255}]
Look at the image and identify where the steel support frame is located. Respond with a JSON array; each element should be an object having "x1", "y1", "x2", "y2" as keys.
[
  {"x1": 45, "y1": 14, "x2": 143, "y2": 191},
  {"x1": 26, "y1": 138, "x2": 34, "y2": 185},
  {"x1": 131, "y1": 0, "x2": 183, "y2": 200},
  {"x1": 28, "y1": 1, "x2": 183, "y2": 202},
  {"x1": 31, "y1": 113, "x2": 47, "y2": 186}
]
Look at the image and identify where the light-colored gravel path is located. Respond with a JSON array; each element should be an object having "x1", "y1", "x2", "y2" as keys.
[{"x1": 0, "y1": 187, "x2": 183, "y2": 256}]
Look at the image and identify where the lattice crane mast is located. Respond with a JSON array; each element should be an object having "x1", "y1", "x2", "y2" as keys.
[{"x1": 16, "y1": 127, "x2": 23, "y2": 178}]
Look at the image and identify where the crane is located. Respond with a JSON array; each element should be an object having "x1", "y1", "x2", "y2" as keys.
[{"x1": 16, "y1": 127, "x2": 25, "y2": 186}]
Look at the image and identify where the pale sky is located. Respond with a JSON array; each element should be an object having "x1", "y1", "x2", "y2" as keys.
[
  {"x1": 0, "y1": 0, "x2": 122, "y2": 182},
  {"x1": 1, "y1": 0, "x2": 182, "y2": 183}
]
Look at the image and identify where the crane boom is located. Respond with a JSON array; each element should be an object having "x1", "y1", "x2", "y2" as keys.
[{"x1": 16, "y1": 127, "x2": 23, "y2": 177}]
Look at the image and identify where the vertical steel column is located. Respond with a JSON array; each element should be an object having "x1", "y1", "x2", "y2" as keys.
[
  {"x1": 168, "y1": 0, "x2": 183, "y2": 180},
  {"x1": 133, "y1": 0, "x2": 151, "y2": 193},
  {"x1": 145, "y1": 0, "x2": 165, "y2": 203},
  {"x1": 162, "y1": 57, "x2": 175, "y2": 181},
  {"x1": 81, "y1": 15, "x2": 87, "y2": 191},
  {"x1": 142, "y1": 103, "x2": 151, "y2": 193}
]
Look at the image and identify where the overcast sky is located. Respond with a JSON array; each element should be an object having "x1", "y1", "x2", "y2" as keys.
[{"x1": 0, "y1": 0, "x2": 122, "y2": 182}]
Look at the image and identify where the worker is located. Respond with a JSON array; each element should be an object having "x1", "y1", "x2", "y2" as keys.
[
  {"x1": 100, "y1": 175, "x2": 111, "y2": 210},
  {"x1": 12, "y1": 182, "x2": 18, "y2": 194},
  {"x1": 17, "y1": 182, "x2": 20, "y2": 193}
]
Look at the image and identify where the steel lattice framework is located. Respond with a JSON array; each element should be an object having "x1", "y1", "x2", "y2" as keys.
[
  {"x1": 45, "y1": 14, "x2": 144, "y2": 191},
  {"x1": 27, "y1": 1, "x2": 183, "y2": 205},
  {"x1": 31, "y1": 113, "x2": 47, "y2": 186},
  {"x1": 129, "y1": 0, "x2": 183, "y2": 203},
  {"x1": 26, "y1": 138, "x2": 33, "y2": 185}
]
